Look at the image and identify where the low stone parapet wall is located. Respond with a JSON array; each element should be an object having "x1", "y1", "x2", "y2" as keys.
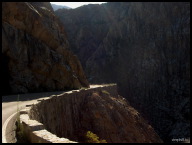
[
  {"x1": 19, "y1": 84, "x2": 118, "y2": 143},
  {"x1": 19, "y1": 105, "x2": 77, "y2": 143}
]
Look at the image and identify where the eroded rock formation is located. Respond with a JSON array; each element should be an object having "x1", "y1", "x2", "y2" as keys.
[
  {"x1": 55, "y1": 2, "x2": 190, "y2": 142},
  {"x1": 2, "y1": 2, "x2": 89, "y2": 95},
  {"x1": 29, "y1": 85, "x2": 163, "y2": 143}
]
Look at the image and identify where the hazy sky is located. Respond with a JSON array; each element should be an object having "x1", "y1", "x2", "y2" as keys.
[{"x1": 50, "y1": 2, "x2": 107, "y2": 9}]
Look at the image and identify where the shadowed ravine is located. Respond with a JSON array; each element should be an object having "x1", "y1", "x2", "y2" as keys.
[{"x1": 55, "y1": 2, "x2": 190, "y2": 142}]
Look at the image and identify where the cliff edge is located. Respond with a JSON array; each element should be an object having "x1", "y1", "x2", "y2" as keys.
[{"x1": 29, "y1": 84, "x2": 163, "y2": 143}]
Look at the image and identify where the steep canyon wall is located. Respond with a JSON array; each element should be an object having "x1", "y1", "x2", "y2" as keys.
[{"x1": 55, "y1": 2, "x2": 190, "y2": 141}]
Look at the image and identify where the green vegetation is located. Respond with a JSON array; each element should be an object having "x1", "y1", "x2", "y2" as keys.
[
  {"x1": 101, "y1": 90, "x2": 110, "y2": 95},
  {"x1": 85, "y1": 131, "x2": 107, "y2": 143}
]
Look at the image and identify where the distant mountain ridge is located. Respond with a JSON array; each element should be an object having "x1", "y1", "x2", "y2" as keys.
[{"x1": 51, "y1": 4, "x2": 71, "y2": 11}]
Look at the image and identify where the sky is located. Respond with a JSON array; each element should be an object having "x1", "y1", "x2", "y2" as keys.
[{"x1": 50, "y1": 2, "x2": 107, "y2": 9}]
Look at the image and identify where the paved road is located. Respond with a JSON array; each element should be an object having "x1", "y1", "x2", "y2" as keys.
[
  {"x1": 2, "y1": 85, "x2": 105, "y2": 142},
  {"x1": 2, "y1": 91, "x2": 66, "y2": 143},
  {"x1": 2, "y1": 85, "x2": 103, "y2": 127}
]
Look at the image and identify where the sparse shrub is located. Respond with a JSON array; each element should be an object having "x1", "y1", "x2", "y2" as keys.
[
  {"x1": 85, "y1": 131, "x2": 107, "y2": 143},
  {"x1": 101, "y1": 90, "x2": 110, "y2": 95}
]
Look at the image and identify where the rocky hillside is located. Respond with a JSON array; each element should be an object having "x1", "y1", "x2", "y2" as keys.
[
  {"x1": 29, "y1": 85, "x2": 163, "y2": 143},
  {"x1": 2, "y1": 2, "x2": 89, "y2": 95},
  {"x1": 55, "y1": 2, "x2": 190, "y2": 142}
]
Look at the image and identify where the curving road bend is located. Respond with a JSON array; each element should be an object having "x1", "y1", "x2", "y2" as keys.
[
  {"x1": 2, "y1": 85, "x2": 104, "y2": 143},
  {"x1": 2, "y1": 91, "x2": 66, "y2": 143}
]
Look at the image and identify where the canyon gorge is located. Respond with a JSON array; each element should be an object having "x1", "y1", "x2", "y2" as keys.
[
  {"x1": 2, "y1": 2, "x2": 190, "y2": 143},
  {"x1": 55, "y1": 2, "x2": 190, "y2": 142}
]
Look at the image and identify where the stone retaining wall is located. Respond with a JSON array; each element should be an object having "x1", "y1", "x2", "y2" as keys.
[
  {"x1": 19, "y1": 84, "x2": 117, "y2": 143},
  {"x1": 19, "y1": 104, "x2": 77, "y2": 143}
]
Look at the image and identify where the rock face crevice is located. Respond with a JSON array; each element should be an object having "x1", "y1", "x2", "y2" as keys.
[
  {"x1": 55, "y1": 2, "x2": 190, "y2": 141},
  {"x1": 29, "y1": 84, "x2": 163, "y2": 143},
  {"x1": 2, "y1": 2, "x2": 89, "y2": 95}
]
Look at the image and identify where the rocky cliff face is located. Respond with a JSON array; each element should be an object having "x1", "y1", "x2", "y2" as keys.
[
  {"x1": 55, "y1": 2, "x2": 190, "y2": 142},
  {"x1": 2, "y1": 2, "x2": 89, "y2": 95},
  {"x1": 29, "y1": 85, "x2": 163, "y2": 143}
]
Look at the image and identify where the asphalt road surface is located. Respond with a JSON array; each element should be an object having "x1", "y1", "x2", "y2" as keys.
[
  {"x1": 2, "y1": 85, "x2": 107, "y2": 143},
  {"x1": 2, "y1": 91, "x2": 66, "y2": 143}
]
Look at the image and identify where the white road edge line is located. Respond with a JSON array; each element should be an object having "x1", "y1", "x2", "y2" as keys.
[{"x1": 2, "y1": 112, "x2": 18, "y2": 143}]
